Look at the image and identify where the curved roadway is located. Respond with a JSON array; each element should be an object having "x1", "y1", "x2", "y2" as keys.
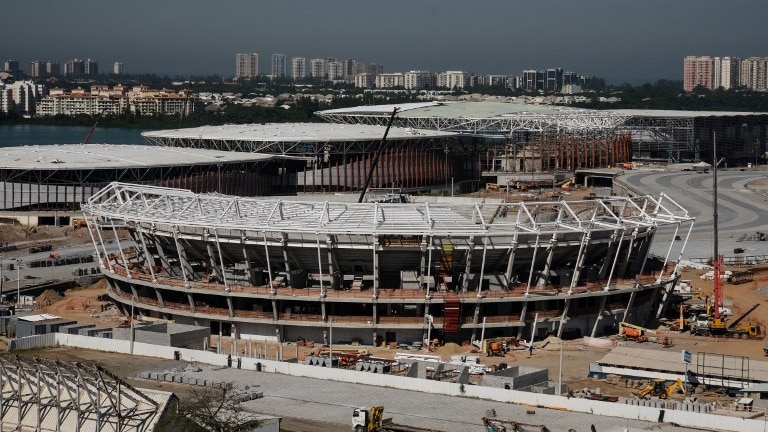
[{"x1": 621, "y1": 170, "x2": 768, "y2": 259}]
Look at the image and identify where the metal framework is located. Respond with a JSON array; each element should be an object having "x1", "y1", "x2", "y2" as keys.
[
  {"x1": 83, "y1": 182, "x2": 694, "y2": 344},
  {"x1": 84, "y1": 182, "x2": 691, "y2": 238},
  {"x1": 316, "y1": 109, "x2": 630, "y2": 134},
  {"x1": 0, "y1": 354, "x2": 168, "y2": 432}
]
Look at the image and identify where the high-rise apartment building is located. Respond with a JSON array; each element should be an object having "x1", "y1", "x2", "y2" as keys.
[
  {"x1": 713, "y1": 57, "x2": 739, "y2": 90},
  {"x1": 366, "y1": 63, "x2": 383, "y2": 78},
  {"x1": 290, "y1": 57, "x2": 306, "y2": 80},
  {"x1": 355, "y1": 73, "x2": 374, "y2": 89},
  {"x1": 113, "y1": 62, "x2": 124, "y2": 75},
  {"x1": 375, "y1": 73, "x2": 404, "y2": 89},
  {"x1": 30, "y1": 61, "x2": 44, "y2": 78},
  {"x1": 740, "y1": 57, "x2": 768, "y2": 92},
  {"x1": 521, "y1": 70, "x2": 538, "y2": 91},
  {"x1": 327, "y1": 61, "x2": 344, "y2": 80},
  {"x1": 235, "y1": 53, "x2": 259, "y2": 79},
  {"x1": 309, "y1": 58, "x2": 327, "y2": 79},
  {"x1": 65, "y1": 59, "x2": 86, "y2": 77},
  {"x1": 271, "y1": 54, "x2": 286, "y2": 77},
  {"x1": 683, "y1": 56, "x2": 714, "y2": 92},
  {"x1": 546, "y1": 68, "x2": 563, "y2": 92},
  {"x1": 0, "y1": 80, "x2": 46, "y2": 114},
  {"x1": 404, "y1": 70, "x2": 437, "y2": 90},
  {"x1": 3, "y1": 60, "x2": 21, "y2": 79},
  {"x1": 438, "y1": 71, "x2": 473, "y2": 90},
  {"x1": 85, "y1": 59, "x2": 98, "y2": 76}
]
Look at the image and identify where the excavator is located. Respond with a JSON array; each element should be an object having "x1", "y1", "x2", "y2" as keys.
[{"x1": 637, "y1": 378, "x2": 687, "y2": 399}]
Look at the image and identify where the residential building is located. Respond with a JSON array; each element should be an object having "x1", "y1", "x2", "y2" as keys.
[
  {"x1": 64, "y1": 59, "x2": 86, "y2": 77},
  {"x1": 481, "y1": 75, "x2": 512, "y2": 88},
  {"x1": 2, "y1": 60, "x2": 21, "y2": 79},
  {"x1": 521, "y1": 70, "x2": 538, "y2": 91},
  {"x1": 546, "y1": 68, "x2": 563, "y2": 92},
  {"x1": 235, "y1": 53, "x2": 259, "y2": 79},
  {"x1": 740, "y1": 57, "x2": 768, "y2": 92},
  {"x1": 290, "y1": 57, "x2": 306, "y2": 80},
  {"x1": 437, "y1": 71, "x2": 473, "y2": 90},
  {"x1": 366, "y1": 63, "x2": 383, "y2": 78},
  {"x1": 343, "y1": 59, "x2": 365, "y2": 81},
  {"x1": 683, "y1": 56, "x2": 714, "y2": 92},
  {"x1": 375, "y1": 73, "x2": 404, "y2": 89},
  {"x1": 713, "y1": 57, "x2": 737, "y2": 90},
  {"x1": 404, "y1": 70, "x2": 437, "y2": 90},
  {"x1": 0, "y1": 80, "x2": 46, "y2": 114},
  {"x1": 354, "y1": 73, "x2": 373, "y2": 89},
  {"x1": 84, "y1": 59, "x2": 98, "y2": 76},
  {"x1": 113, "y1": 62, "x2": 124, "y2": 75},
  {"x1": 309, "y1": 58, "x2": 327, "y2": 79},
  {"x1": 328, "y1": 61, "x2": 344, "y2": 80},
  {"x1": 36, "y1": 85, "x2": 199, "y2": 116},
  {"x1": 30, "y1": 61, "x2": 45, "y2": 78},
  {"x1": 271, "y1": 53, "x2": 286, "y2": 77}
]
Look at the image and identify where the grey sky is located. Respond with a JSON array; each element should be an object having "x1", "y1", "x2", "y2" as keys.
[{"x1": 2, "y1": 0, "x2": 766, "y2": 84}]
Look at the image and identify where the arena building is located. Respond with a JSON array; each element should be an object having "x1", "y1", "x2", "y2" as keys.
[
  {"x1": 82, "y1": 182, "x2": 694, "y2": 345},
  {"x1": 142, "y1": 123, "x2": 463, "y2": 194},
  {"x1": 0, "y1": 144, "x2": 276, "y2": 225}
]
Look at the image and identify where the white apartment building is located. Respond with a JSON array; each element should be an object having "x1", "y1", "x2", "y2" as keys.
[
  {"x1": 37, "y1": 94, "x2": 128, "y2": 116},
  {"x1": 740, "y1": 57, "x2": 768, "y2": 92},
  {"x1": 355, "y1": 73, "x2": 374, "y2": 89},
  {"x1": 404, "y1": 70, "x2": 437, "y2": 90},
  {"x1": 113, "y1": 62, "x2": 124, "y2": 75},
  {"x1": 328, "y1": 61, "x2": 344, "y2": 80},
  {"x1": 0, "y1": 80, "x2": 47, "y2": 114},
  {"x1": 437, "y1": 71, "x2": 473, "y2": 90},
  {"x1": 309, "y1": 58, "x2": 327, "y2": 79},
  {"x1": 235, "y1": 53, "x2": 259, "y2": 78},
  {"x1": 713, "y1": 57, "x2": 740, "y2": 90},
  {"x1": 271, "y1": 54, "x2": 286, "y2": 77},
  {"x1": 290, "y1": 57, "x2": 306, "y2": 80},
  {"x1": 375, "y1": 73, "x2": 404, "y2": 89}
]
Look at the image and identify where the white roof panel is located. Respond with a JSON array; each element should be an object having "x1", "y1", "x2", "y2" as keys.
[
  {"x1": 142, "y1": 123, "x2": 455, "y2": 142},
  {"x1": 0, "y1": 144, "x2": 274, "y2": 170}
]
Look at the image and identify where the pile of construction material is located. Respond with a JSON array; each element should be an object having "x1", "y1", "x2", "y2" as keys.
[{"x1": 35, "y1": 290, "x2": 64, "y2": 307}]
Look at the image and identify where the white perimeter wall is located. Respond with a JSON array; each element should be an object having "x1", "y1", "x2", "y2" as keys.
[{"x1": 47, "y1": 333, "x2": 764, "y2": 432}]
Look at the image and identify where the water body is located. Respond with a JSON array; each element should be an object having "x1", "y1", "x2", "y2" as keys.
[{"x1": 0, "y1": 124, "x2": 146, "y2": 147}]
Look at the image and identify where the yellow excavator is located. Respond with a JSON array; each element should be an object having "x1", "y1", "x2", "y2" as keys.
[{"x1": 637, "y1": 378, "x2": 686, "y2": 399}]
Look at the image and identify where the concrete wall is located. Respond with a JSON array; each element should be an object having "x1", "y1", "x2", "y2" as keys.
[
  {"x1": 30, "y1": 332, "x2": 768, "y2": 432},
  {"x1": 481, "y1": 367, "x2": 549, "y2": 390}
]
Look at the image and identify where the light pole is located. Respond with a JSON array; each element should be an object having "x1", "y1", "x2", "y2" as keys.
[
  {"x1": 15, "y1": 259, "x2": 21, "y2": 307},
  {"x1": 557, "y1": 317, "x2": 568, "y2": 396}
]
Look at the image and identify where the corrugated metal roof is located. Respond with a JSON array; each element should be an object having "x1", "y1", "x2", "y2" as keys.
[
  {"x1": 598, "y1": 346, "x2": 768, "y2": 382},
  {"x1": 321, "y1": 101, "x2": 595, "y2": 118},
  {"x1": 613, "y1": 109, "x2": 768, "y2": 118},
  {"x1": 0, "y1": 144, "x2": 274, "y2": 170},
  {"x1": 17, "y1": 313, "x2": 62, "y2": 322}
]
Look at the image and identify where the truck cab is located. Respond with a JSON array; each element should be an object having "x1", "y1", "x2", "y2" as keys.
[{"x1": 352, "y1": 406, "x2": 383, "y2": 432}]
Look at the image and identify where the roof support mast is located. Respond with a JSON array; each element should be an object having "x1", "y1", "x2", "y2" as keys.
[{"x1": 357, "y1": 107, "x2": 399, "y2": 203}]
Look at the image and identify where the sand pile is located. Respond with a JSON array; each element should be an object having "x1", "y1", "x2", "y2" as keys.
[
  {"x1": 434, "y1": 342, "x2": 467, "y2": 356},
  {"x1": 35, "y1": 289, "x2": 64, "y2": 307}
]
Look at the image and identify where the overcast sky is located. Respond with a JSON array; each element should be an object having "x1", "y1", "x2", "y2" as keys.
[{"x1": 2, "y1": 0, "x2": 766, "y2": 84}]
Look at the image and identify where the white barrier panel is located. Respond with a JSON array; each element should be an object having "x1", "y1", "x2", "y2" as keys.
[{"x1": 49, "y1": 333, "x2": 768, "y2": 432}]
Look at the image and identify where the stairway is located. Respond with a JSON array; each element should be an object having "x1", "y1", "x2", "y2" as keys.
[{"x1": 443, "y1": 297, "x2": 460, "y2": 333}]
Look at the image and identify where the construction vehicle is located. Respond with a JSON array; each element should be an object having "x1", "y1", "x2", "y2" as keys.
[
  {"x1": 352, "y1": 406, "x2": 439, "y2": 432},
  {"x1": 72, "y1": 219, "x2": 87, "y2": 229},
  {"x1": 637, "y1": 378, "x2": 686, "y2": 399},
  {"x1": 619, "y1": 322, "x2": 649, "y2": 342},
  {"x1": 353, "y1": 406, "x2": 384, "y2": 432}
]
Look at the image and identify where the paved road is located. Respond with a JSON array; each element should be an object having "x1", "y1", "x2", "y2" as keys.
[
  {"x1": 621, "y1": 170, "x2": 768, "y2": 259},
  {"x1": 163, "y1": 364, "x2": 696, "y2": 432}
]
